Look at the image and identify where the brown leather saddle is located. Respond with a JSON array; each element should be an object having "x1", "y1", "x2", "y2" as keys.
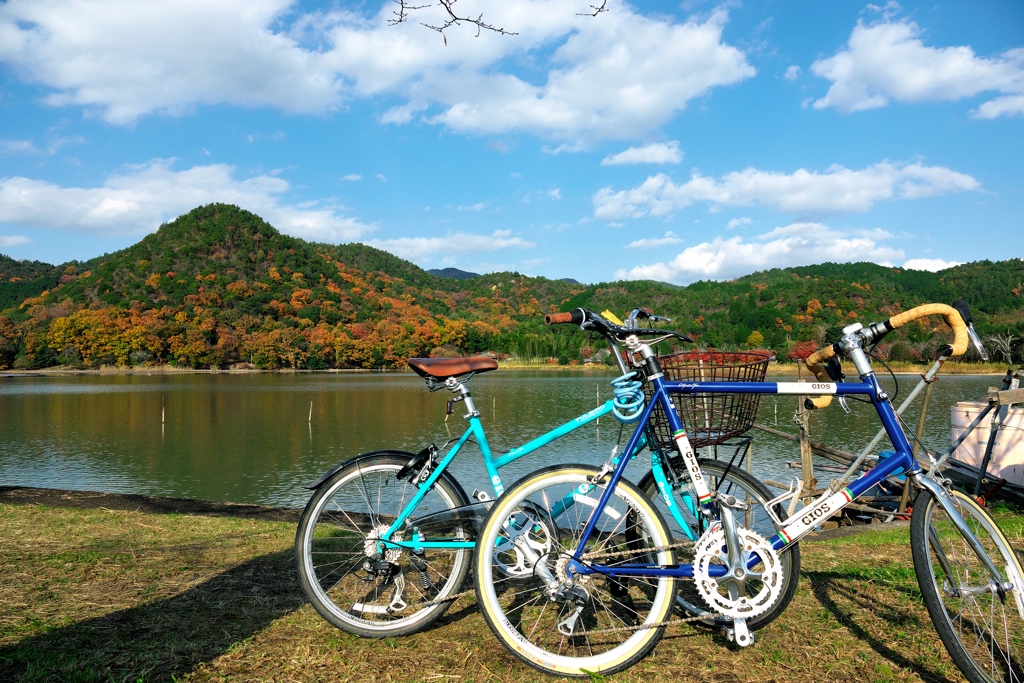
[{"x1": 407, "y1": 356, "x2": 498, "y2": 379}]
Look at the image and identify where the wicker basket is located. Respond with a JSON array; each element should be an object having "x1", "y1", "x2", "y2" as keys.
[{"x1": 645, "y1": 350, "x2": 772, "y2": 450}]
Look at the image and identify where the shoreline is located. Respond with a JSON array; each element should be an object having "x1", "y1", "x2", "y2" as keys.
[
  {"x1": 0, "y1": 361, "x2": 1011, "y2": 377},
  {"x1": 0, "y1": 485, "x2": 912, "y2": 542}
]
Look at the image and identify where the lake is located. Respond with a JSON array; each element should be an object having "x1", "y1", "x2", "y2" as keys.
[{"x1": 0, "y1": 370, "x2": 1001, "y2": 508}]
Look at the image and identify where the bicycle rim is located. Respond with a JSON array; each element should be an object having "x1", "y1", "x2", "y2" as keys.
[
  {"x1": 295, "y1": 453, "x2": 471, "y2": 637},
  {"x1": 474, "y1": 465, "x2": 676, "y2": 677},
  {"x1": 911, "y1": 488, "x2": 1023, "y2": 683}
]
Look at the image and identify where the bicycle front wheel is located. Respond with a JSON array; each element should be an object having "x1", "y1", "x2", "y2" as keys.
[
  {"x1": 474, "y1": 465, "x2": 677, "y2": 677},
  {"x1": 295, "y1": 451, "x2": 472, "y2": 637},
  {"x1": 637, "y1": 456, "x2": 801, "y2": 630},
  {"x1": 910, "y1": 487, "x2": 1024, "y2": 683}
]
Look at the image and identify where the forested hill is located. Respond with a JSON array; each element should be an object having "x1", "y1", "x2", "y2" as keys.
[{"x1": 0, "y1": 203, "x2": 1021, "y2": 370}]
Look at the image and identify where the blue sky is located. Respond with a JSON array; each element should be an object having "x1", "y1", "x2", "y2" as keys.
[{"x1": 0, "y1": 0, "x2": 1021, "y2": 285}]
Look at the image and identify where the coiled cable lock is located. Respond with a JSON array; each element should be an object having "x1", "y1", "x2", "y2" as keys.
[{"x1": 610, "y1": 371, "x2": 644, "y2": 423}]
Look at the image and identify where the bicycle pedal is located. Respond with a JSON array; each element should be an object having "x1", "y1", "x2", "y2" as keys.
[{"x1": 722, "y1": 621, "x2": 755, "y2": 648}]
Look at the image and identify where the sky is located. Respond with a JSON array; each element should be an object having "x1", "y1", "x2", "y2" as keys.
[{"x1": 0, "y1": 0, "x2": 1021, "y2": 285}]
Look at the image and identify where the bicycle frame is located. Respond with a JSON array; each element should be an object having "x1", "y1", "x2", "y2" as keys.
[
  {"x1": 377, "y1": 397, "x2": 648, "y2": 552},
  {"x1": 566, "y1": 371, "x2": 1000, "y2": 582}
]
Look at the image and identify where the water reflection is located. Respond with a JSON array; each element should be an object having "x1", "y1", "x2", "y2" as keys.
[{"x1": 0, "y1": 371, "x2": 1000, "y2": 507}]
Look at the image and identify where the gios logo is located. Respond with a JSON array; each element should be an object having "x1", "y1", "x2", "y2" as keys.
[{"x1": 800, "y1": 501, "x2": 831, "y2": 527}]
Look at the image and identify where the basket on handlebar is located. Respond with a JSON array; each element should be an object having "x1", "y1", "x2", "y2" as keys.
[{"x1": 645, "y1": 349, "x2": 772, "y2": 450}]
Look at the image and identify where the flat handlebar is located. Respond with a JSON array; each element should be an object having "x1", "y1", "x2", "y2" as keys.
[{"x1": 545, "y1": 308, "x2": 692, "y2": 343}]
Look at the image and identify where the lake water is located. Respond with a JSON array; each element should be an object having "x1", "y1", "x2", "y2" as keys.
[{"x1": 0, "y1": 370, "x2": 1001, "y2": 508}]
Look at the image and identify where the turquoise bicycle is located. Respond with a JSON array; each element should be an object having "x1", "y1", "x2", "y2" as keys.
[{"x1": 294, "y1": 310, "x2": 795, "y2": 638}]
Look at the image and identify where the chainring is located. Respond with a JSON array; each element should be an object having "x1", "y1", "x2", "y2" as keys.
[{"x1": 693, "y1": 526, "x2": 783, "y2": 620}]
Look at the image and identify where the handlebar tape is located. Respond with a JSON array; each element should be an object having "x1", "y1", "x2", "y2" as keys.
[
  {"x1": 804, "y1": 344, "x2": 839, "y2": 409},
  {"x1": 545, "y1": 309, "x2": 585, "y2": 325},
  {"x1": 803, "y1": 302, "x2": 969, "y2": 410}
]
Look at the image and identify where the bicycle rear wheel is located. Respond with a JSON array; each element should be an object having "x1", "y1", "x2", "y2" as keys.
[
  {"x1": 636, "y1": 456, "x2": 800, "y2": 629},
  {"x1": 295, "y1": 451, "x2": 472, "y2": 637},
  {"x1": 474, "y1": 465, "x2": 677, "y2": 677},
  {"x1": 910, "y1": 487, "x2": 1024, "y2": 683}
]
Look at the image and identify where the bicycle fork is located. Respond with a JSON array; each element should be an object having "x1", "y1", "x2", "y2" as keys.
[{"x1": 911, "y1": 473, "x2": 1020, "y2": 613}]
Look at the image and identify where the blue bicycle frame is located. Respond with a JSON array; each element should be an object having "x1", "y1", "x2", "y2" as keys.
[{"x1": 566, "y1": 372, "x2": 917, "y2": 581}]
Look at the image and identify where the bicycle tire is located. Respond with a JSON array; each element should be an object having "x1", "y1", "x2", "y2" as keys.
[
  {"x1": 636, "y1": 456, "x2": 801, "y2": 630},
  {"x1": 910, "y1": 487, "x2": 1024, "y2": 683},
  {"x1": 474, "y1": 464, "x2": 677, "y2": 677},
  {"x1": 295, "y1": 451, "x2": 472, "y2": 637}
]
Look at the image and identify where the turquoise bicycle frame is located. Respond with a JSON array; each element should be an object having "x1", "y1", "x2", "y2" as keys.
[{"x1": 379, "y1": 399, "x2": 646, "y2": 551}]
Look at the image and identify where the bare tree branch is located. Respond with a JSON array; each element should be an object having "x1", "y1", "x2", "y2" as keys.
[
  {"x1": 985, "y1": 330, "x2": 1019, "y2": 365},
  {"x1": 388, "y1": 0, "x2": 431, "y2": 27},
  {"x1": 388, "y1": 0, "x2": 518, "y2": 42},
  {"x1": 389, "y1": 0, "x2": 611, "y2": 42},
  {"x1": 578, "y1": 1, "x2": 608, "y2": 17}
]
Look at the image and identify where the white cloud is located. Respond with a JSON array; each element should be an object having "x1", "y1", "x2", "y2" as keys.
[
  {"x1": 543, "y1": 142, "x2": 590, "y2": 155},
  {"x1": 547, "y1": 188, "x2": 562, "y2": 200},
  {"x1": 625, "y1": 231, "x2": 683, "y2": 249},
  {"x1": 1, "y1": 135, "x2": 84, "y2": 156},
  {"x1": 0, "y1": 1, "x2": 755, "y2": 140},
  {"x1": 726, "y1": 217, "x2": 751, "y2": 229},
  {"x1": 902, "y1": 257, "x2": 960, "y2": 272},
  {"x1": 341, "y1": 174, "x2": 362, "y2": 181},
  {"x1": 0, "y1": 140, "x2": 37, "y2": 155},
  {"x1": 0, "y1": 235, "x2": 31, "y2": 247},
  {"x1": 592, "y1": 160, "x2": 979, "y2": 220},
  {"x1": 368, "y1": 229, "x2": 535, "y2": 260},
  {"x1": 0, "y1": 159, "x2": 375, "y2": 242},
  {"x1": 457, "y1": 202, "x2": 487, "y2": 211},
  {"x1": 783, "y1": 65, "x2": 800, "y2": 80},
  {"x1": 615, "y1": 222, "x2": 903, "y2": 284},
  {"x1": 427, "y1": 9, "x2": 755, "y2": 141},
  {"x1": 601, "y1": 141, "x2": 682, "y2": 166},
  {"x1": 811, "y1": 18, "x2": 1024, "y2": 117}
]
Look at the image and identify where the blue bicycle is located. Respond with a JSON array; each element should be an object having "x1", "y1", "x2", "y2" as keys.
[
  {"x1": 294, "y1": 311, "x2": 794, "y2": 638},
  {"x1": 474, "y1": 304, "x2": 1023, "y2": 681}
]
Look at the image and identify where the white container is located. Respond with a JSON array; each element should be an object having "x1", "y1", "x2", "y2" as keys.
[{"x1": 950, "y1": 401, "x2": 1024, "y2": 487}]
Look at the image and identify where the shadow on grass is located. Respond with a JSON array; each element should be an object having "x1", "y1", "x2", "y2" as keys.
[
  {"x1": 0, "y1": 549, "x2": 302, "y2": 683},
  {"x1": 806, "y1": 569, "x2": 957, "y2": 683}
]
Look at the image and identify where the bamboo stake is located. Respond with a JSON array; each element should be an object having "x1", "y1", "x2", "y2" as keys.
[{"x1": 795, "y1": 362, "x2": 817, "y2": 503}]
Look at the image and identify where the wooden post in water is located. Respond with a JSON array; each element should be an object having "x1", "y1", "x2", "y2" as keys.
[{"x1": 795, "y1": 362, "x2": 817, "y2": 504}]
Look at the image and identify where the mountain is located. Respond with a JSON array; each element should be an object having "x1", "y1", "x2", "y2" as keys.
[
  {"x1": 428, "y1": 267, "x2": 480, "y2": 280},
  {"x1": 0, "y1": 203, "x2": 1021, "y2": 370}
]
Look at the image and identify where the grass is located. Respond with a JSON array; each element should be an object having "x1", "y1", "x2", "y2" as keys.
[{"x1": 1, "y1": 500, "x2": 1021, "y2": 683}]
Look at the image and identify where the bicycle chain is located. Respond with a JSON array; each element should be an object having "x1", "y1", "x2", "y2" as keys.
[{"x1": 387, "y1": 541, "x2": 707, "y2": 621}]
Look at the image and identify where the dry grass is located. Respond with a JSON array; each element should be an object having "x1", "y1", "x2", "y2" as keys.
[{"x1": 0, "y1": 495, "x2": 1020, "y2": 683}]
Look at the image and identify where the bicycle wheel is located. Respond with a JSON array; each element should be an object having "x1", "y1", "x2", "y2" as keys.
[
  {"x1": 636, "y1": 456, "x2": 801, "y2": 630},
  {"x1": 295, "y1": 451, "x2": 472, "y2": 637},
  {"x1": 910, "y1": 487, "x2": 1024, "y2": 683},
  {"x1": 474, "y1": 465, "x2": 677, "y2": 677}
]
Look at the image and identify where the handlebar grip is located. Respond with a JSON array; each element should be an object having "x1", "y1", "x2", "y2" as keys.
[
  {"x1": 545, "y1": 309, "x2": 585, "y2": 325},
  {"x1": 886, "y1": 303, "x2": 969, "y2": 356},
  {"x1": 803, "y1": 345, "x2": 838, "y2": 409}
]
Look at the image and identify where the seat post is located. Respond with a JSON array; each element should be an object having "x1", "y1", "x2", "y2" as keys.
[{"x1": 445, "y1": 376, "x2": 479, "y2": 418}]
